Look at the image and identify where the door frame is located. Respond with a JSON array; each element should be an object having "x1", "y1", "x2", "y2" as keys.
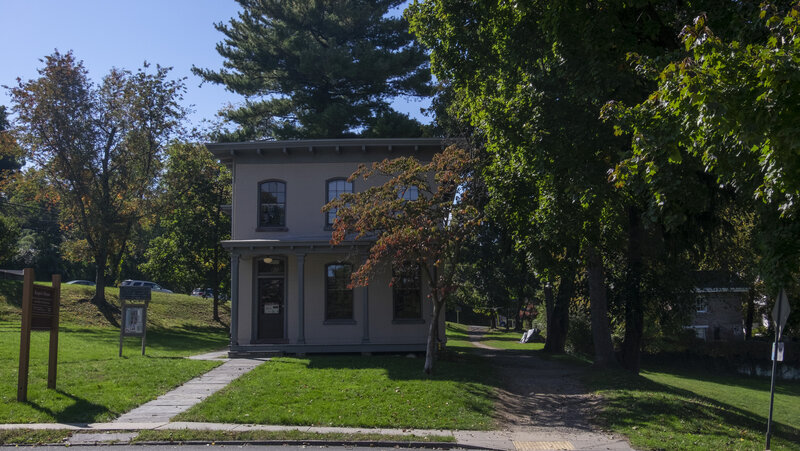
[{"x1": 251, "y1": 255, "x2": 288, "y2": 343}]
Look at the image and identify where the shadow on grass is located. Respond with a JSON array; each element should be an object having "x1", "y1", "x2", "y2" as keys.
[
  {"x1": 643, "y1": 355, "x2": 800, "y2": 397},
  {"x1": 146, "y1": 325, "x2": 229, "y2": 354},
  {"x1": 27, "y1": 389, "x2": 108, "y2": 424},
  {"x1": 588, "y1": 369, "x2": 800, "y2": 445}
]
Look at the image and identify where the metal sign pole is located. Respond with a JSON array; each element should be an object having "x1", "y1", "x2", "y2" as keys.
[{"x1": 766, "y1": 288, "x2": 786, "y2": 451}]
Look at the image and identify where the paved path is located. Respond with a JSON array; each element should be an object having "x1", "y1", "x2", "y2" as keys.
[
  {"x1": 112, "y1": 351, "x2": 266, "y2": 424},
  {"x1": 463, "y1": 326, "x2": 633, "y2": 450}
]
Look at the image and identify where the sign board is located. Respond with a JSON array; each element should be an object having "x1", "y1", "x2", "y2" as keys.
[
  {"x1": 31, "y1": 286, "x2": 56, "y2": 331},
  {"x1": 120, "y1": 286, "x2": 151, "y2": 301},
  {"x1": 18, "y1": 269, "x2": 61, "y2": 402},
  {"x1": 772, "y1": 342, "x2": 785, "y2": 362},
  {"x1": 123, "y1": 305, "x2": 146, "y2": 336},
  {"x1": 263, "y1": 303, "x2": 280, "y2": 314},
  {"x1": 119, "y1": 286, "x2": 150, "y2": 357}
]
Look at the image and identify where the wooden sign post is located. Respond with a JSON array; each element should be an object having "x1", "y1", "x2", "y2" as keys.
[
  {"x1": 17, "y1": 268, "x2": 61, "y2": 402},
  {"x1": 119, "y1": 286, "x2": 151, "y2": 357}
]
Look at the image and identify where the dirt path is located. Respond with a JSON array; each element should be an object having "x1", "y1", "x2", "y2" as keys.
[{"x1": 465, "y1": 325, "x2": 603, "y2": 433}]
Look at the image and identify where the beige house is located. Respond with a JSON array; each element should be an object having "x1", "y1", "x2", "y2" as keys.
[{"x1": 207, "y1": 138, "x2": 446, "y2": 355}]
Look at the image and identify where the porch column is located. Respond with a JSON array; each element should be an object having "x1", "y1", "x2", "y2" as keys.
[
  {"x1": 230, "y1": 252, "x2": 240, "y2": 347},
  {"x1": 361, "y1": 253, "x2": 370, "y2": 343},
  {"x1": 296, "y1": 253, "x2": 306, "y2": 344}
]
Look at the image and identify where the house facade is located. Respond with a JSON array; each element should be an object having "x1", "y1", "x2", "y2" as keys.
[
  {"x1": 688, "y1": 271, "x2": 750, "y2": 341},
  {"x1": 206, "y1": 138, "x2": 446, "y2": 355}
]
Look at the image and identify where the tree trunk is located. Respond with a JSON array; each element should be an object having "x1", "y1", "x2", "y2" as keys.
[
  {"x1": 544, "y1": 279, "x2": 554, "y2": 337},
  {"x1": 744, "y1": 287, "x2": 755, "y2": 340},
  {"x1": 587, "y1": 246, "x2": 617, "y2": 367},
  {"x1": 424, "y1": 297, "x2": 445, "y2": 374},
  {"x1": 621, "y1": 206, "x2": 644, "y2": 373},
  {"x1": 544, "y1": 268, "x2": 575, "y2": 354},
  {"x1": 93, "y1": 250, "x2": 108, "y2": 305}
]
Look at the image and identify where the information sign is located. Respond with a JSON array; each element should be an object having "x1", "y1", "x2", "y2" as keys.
[
  {"x1": 17, "y1": 269, "x2": 60, "y2": 402},
  {"x1": 118, "y1": 286, "x2": 150, "y2": 357}
]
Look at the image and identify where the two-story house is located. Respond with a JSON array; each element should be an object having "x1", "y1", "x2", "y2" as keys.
[{"x1": 206, "y1": 138, "x2": 446, "y2": 355}]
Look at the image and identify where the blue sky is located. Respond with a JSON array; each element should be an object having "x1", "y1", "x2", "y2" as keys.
[{"x1": 0, "y1": 0, "x2": 431, "y2": 133}]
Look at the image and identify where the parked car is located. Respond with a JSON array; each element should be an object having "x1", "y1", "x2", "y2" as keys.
[
  {"x1": 65, "y1": 279, "x2": 95, "y2": 286},
  {"x1": 120, "y1": 279, "x2": 173, "y2": 294}
]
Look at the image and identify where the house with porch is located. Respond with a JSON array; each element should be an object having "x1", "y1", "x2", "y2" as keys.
[{"x1": 206, "y1": 138, "x2": 446, "y2": 355}]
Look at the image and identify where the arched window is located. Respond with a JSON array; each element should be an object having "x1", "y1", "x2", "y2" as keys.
[
  {"x1": 326, "y1": 178, "x2": 353, "y2": 227},
  {"x1": 325, "y1": 263, "x2": 353, "y2": 321},
  {"x1": 259, "y1": 180, "x2": 286, "y2": 228}
]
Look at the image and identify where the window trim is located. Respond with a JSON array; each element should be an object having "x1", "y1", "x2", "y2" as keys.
[
  {"x1": 257, "y1": 179, "x2": 287, "y2": 230},
  {"x1": 324, "y1": 177, "x2": 353, "y2": 230},
  {"x1": 392, "y1": 264, "x2": 423, "y2": 322},
  {"x1": 324, "y1": 262, "x2": 355, "y2": 323}
]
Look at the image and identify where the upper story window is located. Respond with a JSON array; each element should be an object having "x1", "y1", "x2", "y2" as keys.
[
  {"x1": 325, "y1": 263, "x2": 354, "y2": 321},
  {"x1": 399, "y1": 185, "x2": 419, "y2": 201},
  {"x1": 393, "y1": 265, "x2": 422, "y2": 321},
  {"x1": 326, "y1": 178, "x2": 353, "y2": 227},
  {"x1": 259, "y1": 180, "x2": 286, "y2": 228},
  {"x1": 696, "y1": 295, "x2": 708, "y2": 313}
]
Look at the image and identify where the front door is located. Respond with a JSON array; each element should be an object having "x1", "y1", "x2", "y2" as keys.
[{"x1": 257, "y1": 257, "x2": 285, "y2": 341}]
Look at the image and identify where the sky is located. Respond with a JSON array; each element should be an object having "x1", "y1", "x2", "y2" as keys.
[{"x1": 0, "y1": 0, "x2": 431, "y2": 134}]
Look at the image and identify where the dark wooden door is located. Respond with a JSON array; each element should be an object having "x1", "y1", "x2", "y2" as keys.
[{"x1": 257, "y1": 277, "x2": 284, "y2": 340}]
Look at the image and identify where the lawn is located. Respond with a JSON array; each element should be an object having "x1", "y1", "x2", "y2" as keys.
[
  {"x1": 587, "y1": 362, "x2": 800, "y2": 450},
  {"x1": 175, "y1": 353, "x2": 497, "y2": 430},
  {"x1": 445, "y1": 322, "x2": 544, "y2": 351},
  {"x1": 0, "y1": 280, "x2": 229, "y2": 423}
]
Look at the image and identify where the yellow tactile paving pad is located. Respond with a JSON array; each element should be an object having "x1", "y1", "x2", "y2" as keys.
[{"x1": 513, "y1": 441, "x2": 575, "y2": 450}]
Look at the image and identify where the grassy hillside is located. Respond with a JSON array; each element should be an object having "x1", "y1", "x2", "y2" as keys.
[{"x1": 0, "y1": 280, "x2": 229, "y2": 330}]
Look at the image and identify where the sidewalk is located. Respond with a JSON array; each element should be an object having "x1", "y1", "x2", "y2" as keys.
[{"x1": 0, "y1": 421, "x2": 632, "y2": 450}]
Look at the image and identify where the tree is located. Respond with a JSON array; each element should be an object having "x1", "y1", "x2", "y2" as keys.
[
  {"x1": 407, "y1": 0, "x2": 768, "y2": 371},
  {"x1": 140, "y1": 142, "x2": 232, "y2": 321},
  {"x1": 10, "y1": 51, "x2": 186, "y2": 305},
  {"x1": 194, "y1": 0, "x2": 432, "y2": 140},
  {"x1": 605, "y1": 3, "x2": 800, "y2": 334},
  {"x1": 0, "y1": 105, "x2": 23, "y2": 266},
  {"x1": 325, "y1": 145, "x2": 478, "y2": 373}
]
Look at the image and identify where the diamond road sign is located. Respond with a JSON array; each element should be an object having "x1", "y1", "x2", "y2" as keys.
[{"x1": 772, "y1": 288, "x2": 791, "y2": 338}]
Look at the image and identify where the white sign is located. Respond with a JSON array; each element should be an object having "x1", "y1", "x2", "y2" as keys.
[
  {"x1": 772, "y1": 342, "x2": 785, "y2": 362},
  {"x1": 263, "y1": 303, "x2": 280, "y2": 314},
  {"x1": 123, "y1": 306, "x2": 145, "y2": 334}
]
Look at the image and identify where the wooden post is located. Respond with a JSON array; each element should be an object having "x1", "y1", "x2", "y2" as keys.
[
  {"x1": 141, "y1": 301, "x2": 148, "y2": 356},
  {"x1": 48, "y1": 274, "x2": 61, "y2": 389},
  {"x1": 17, "y1": 268, "x2": 34, "y2": 402}
]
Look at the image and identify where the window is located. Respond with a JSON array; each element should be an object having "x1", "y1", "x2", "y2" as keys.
[
  {"x1": 399, "y1": 185, "x2": 418, "y2": 201},
  {"x1": 326, "y1": 178, "x2": 353, "y2": 227},
  {"x1": 695, "y1": 295, "x2": 708, "y2": 313},
  {"x1": 259, "y1": 181, "x2": 286, "y2": 228},
  {"x1": 393, "y1": 265, "x2": 422, "y2": 320},
  {"x1": 325, "y1": 263, "x2": 353, "y2": 321}
]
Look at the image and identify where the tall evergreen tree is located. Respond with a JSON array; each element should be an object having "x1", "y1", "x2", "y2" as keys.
[{"x1": 194, "y1": 0, "x2": 432, "y2": 140}]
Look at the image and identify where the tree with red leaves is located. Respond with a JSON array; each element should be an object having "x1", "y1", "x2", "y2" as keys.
[{"x1": 325, "y1": 145, "x2": 478, "y2": 374}]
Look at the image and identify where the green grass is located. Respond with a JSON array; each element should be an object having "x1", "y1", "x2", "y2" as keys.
[
  {"x1": 445, "y1": 322, "x2": 544, "y2": 351},
  {"x1": 134, "y1": 429, "x2": 456, "y2": 443},
  {"x1": 0, "y1": 429, "x2": 73, "y2": 445},
  {"x1": 175, "y1": 354, "x2": 497, "y2": 430},
  {"x1": 0, "y1": 280, "x2": 230, "y2": 423},
  {"x1": 587, "y1": 366, "x2": 800, "y2": 450}
]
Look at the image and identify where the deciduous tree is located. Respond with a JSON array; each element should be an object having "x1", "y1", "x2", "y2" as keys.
[
  {"x1": 10, "y1": 51, "x2": 186, "y2": 305},
  {"x1": 325, "y1": 145, "x2": 478, "y2": 373}
]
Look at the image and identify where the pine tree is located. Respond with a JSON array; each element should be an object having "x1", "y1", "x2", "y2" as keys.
[{"x1": 194, "y1": 0, "x2": 432, "y2": 140}]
